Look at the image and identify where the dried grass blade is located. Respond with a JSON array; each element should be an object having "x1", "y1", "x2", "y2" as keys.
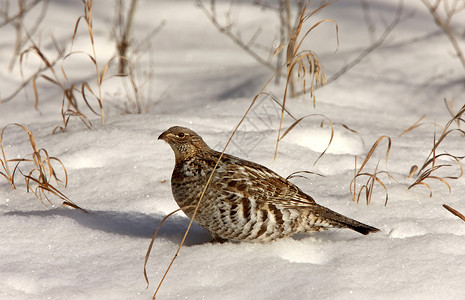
[
  {"x1": 273, "y1": 43, "x2": 286, "y2": 56},
  {"x1": 99, "y1": 58, "x2": 113, "y2": 86},
  {"x1": 357, "y1": 135, "x2": 391, "y2": 173},
  {"x1": 32, "y1": 45, "x2": 53, "y2": 69},
  {"x1": 428, "y1": 176, "x2": 452, "y2": 193},
  {"x1": 48, "y1": 156, "x2": 68, "y2": 186},
  {"x1": 296, "y1": 19, "x2": 338, "y2": 52},
  {"x1": 373, "y1": 175, "x2": 389, "y2": 206},
  {"x1": 62, "y1": 201, "x2": 88, "y2": 213},
  {"x1": 408, "y1": 165, "x2": 418, "y2": 178},
  {"x1": 32, "y1": 76, "x2": 39, "y2": 110},
  {"x1": 39, "y1": 74, "x2": 60, "y2": 86},
  {"x1": 81, "y1": 82, "x2": 101, "y2": 116},
  {"x1": 444, "y1": 97, "x2": 455, "y2": 118},
  {"x1": 408, "y1": 181, "x2": 433, "y2": 197},
  {"x1": 71, "y1": 16, "x2": 84, "y2": 46},
  {"x1": 356, "y1": 185, "x2": 367, "y2": 204},
  {"x1": 352, "y1": 156, "x2": 357, "y2": 202},
  {"x1": 307, "y1": 0, "x2": 337, "y2": 19},
  {"x1": 143, "y1": 206, "x2": 192, "y2": 288},
  {"x1": 443, "y1": 204, "x2": 465, "y2": 222},
  {"x1": 278, "y1": 114, "x2": 334, "y2": 165},
  {"x1": 64, "y1": 51, "x2": 97, "y2": 65},
  {"x1": 260, "y1": 92, "x2": 298, "y2": 121},
  {"x1": 341, "y1": 124, "x2": 359, "y2": 134},
  {"x1": 400, "y1": 115, "x2": 425, "y2": 137},
  {"x1": 286, "y1": 170, "x2": 324, "y2": 180},
  {"x1": 0, "y1": 126, "x2": 13, "y2": 180}
]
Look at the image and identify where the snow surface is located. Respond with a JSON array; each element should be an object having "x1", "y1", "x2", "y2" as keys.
[{"x1": 1, "y1": 0, "x2": 465, "y2": 299}]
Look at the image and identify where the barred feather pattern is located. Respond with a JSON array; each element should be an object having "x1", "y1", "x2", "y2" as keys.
[{"x1": 159, "y1": 126, "x2": 379, "y2": 243}]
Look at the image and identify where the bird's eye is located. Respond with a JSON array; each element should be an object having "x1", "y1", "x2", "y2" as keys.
[{"x1": 177, "y1": 132, "x2": 185, "y2": 138}]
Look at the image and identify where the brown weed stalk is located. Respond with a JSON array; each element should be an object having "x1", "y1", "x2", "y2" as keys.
[
  {"x1": 444, "y1": 97, "x2": 463, "y2": 133},
  {"x1": 112, "y1": 56, "x2": 152, "y2": 114},
  {"x1": 443, "y1": 204, "x2": 465, "y2": 222},
  {"x1": 70, "y1": 0, "x2": 107, "y2": 125},
  {"x1": 273, "y1": 0, "x2": 336, "y2": 159},
  {"x1": 0, "y1": 123, "x2": 85, "y2": 211},
  {"x1": 399, "y1": 114, "x2": 426, "y2": 137},
  {"x1": 408, "y1": 103, "x2": 465, "y2": 197},
  {"x1": 279, "y1": 114, "x2": 335, "y2": 165},
  {"x1": 143, "y1": 206, "x2": 195, "y2": 288},
  {"x1": 18, "y1": 0, "x2": 109, "y2": 133},
  {"x1": 112, "y1": 0, "x2": 164, "y2": 113},
  {"x1": 350, "y1": 135, "x2": 394, "y2": 206}
]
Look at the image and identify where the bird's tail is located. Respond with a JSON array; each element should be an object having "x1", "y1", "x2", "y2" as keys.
[{"x1": 316, "y1": 205, "x2": 379, "y2": 235}]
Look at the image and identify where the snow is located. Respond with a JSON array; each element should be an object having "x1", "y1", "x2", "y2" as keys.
[{"x1": 1, "y1": 0, "x2": 465, "y2": 299}]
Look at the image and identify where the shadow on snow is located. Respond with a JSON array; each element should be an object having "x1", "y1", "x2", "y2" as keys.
[{"x1": 4, "y1": 208, "x2": 212, "y2": 246}]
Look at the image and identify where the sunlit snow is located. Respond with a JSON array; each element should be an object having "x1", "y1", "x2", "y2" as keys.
[{"x1": 1, "y1": 0, "x2": 465, "y2": 299}]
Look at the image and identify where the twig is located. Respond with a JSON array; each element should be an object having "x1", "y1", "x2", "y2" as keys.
[
  {"x1": 144, "y1": 207, "x2": 192, "y2": 288},
  {"x1": 196, "y1": 0, "x2": 275, "y2": 71},
  {"x1": 0, "y1": 0, "x2": 42, "y2": 29},
  {"x1": 323, "y1": 0, "x2": 403, "y2": 86},
  {"x1": 422, "y1": 0, "x2": 465, "y2": 70}
]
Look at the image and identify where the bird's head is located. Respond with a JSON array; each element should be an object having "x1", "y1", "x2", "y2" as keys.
[{"x1": 158, "y1": 126, "x2": 210, "y2": 162}]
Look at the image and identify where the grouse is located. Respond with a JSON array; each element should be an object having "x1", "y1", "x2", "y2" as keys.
[{"x1": 159, "y1": 126, "x2": 379, "y2": 243}]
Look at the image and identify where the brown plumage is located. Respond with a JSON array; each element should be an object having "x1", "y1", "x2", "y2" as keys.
[{"x1": 158, "y1": 126, "x2": 379, "y2": 243}]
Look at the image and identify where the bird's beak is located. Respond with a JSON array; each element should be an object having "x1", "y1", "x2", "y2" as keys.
[
  {"x1": 158, "y1": 132, "x2": 166, "y2": 141},
  {"x1": 158, "y1": 131, "x2": 173, "y2": 142}
]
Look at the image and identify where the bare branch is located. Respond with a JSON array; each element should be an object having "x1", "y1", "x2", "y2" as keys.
[
  {"x1": 422, "y1": 0, "x2": 465, "y2": 70},
  {"x1": 325, "y1": 0, "x2": 404, "y2": 86},
  {"x1": 196, "y1": 0, "x2": 276, "y2": 71}
]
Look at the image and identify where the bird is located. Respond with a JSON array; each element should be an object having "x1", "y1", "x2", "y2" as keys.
[{"x1": 158, "y1": 126, "x2": 379, "y2": 243}]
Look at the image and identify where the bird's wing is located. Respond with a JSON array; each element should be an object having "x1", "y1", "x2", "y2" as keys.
[{"x1": 215, "y1": 153, "x2": 317, "y2": 208}]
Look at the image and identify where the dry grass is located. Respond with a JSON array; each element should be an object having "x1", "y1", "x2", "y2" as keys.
[
  {"x1": 115, "y1": 62, "x2": 148, "y2": 114},
  {"x1": 286, "y1": 170, "x2": 324, "y2": 181},
  {"x1": 443, "y1": 204, "x2": 465, "y2": 222},
  {"x1": 110, "y1": 41, "x2": 161, "y2": 114},
  {"x1": 399, "y1": 114, "x2": 426, "y2": 137},
  {"x1": 350, "y1": 135, "x2": 394, "y2": 206},
  {"x1": 273, "y1": 0, "x2": 335, "y2": 158},
  {"x1": 114, "y1": 0, "x2": 138, "y2": 75},
  {"x1": 3, "y1": 0, "x2": 160, "y2": 125},
  {"x1": 0, "y1": 123, "x2": 85, "y2": 212},
  {"x1": 197, "y1": 0, "x2": 335, "y2": 97},
  {"x1": 277, "y1": 113, "x2": 334, "y2": 164},
  {"x1": 444, "y1": 97, "x2": 463, "y2": 133},
  {"x1": 408, "y1": 103, "x2": 465, "y2": 197},
  {"x1": 143, "y1": 206, "x2": 195, "y2": 289},
  {"x1": 0, "y1": 0, "x2": 48, "y2": 71},
  {"x1": 112, "y1": 0, "x2": 164, "y2": 113},
  {"x1": 16, "y1": 0, "x2": 107, "y2": 133},
  {"x1": 1, "y1": 36, "x2": 66, "y2": 106}
]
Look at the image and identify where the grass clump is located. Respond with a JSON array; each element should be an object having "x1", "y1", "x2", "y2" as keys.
[
  {"x1": 350, "y1": 135, "x2": 394, "y2": 206},
  {"x1": 0, "y1": 123, "x2": 85, "y2": 211},
  {"x1": 408, "y1": 102, "x2": 465, "y2": 197}
]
